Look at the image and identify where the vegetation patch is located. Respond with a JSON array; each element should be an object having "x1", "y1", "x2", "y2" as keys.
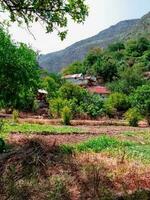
[
  {"x1": 61, "y1": 135, "x2": 150, "y2": 162},
  {"x1": 0, "y1": 122, "x2": 82, "y2": 139}
]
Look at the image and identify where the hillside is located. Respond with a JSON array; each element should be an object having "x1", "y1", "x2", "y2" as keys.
[{"x1": 38, "y1": 12, "x2": 150, "y2": 73}]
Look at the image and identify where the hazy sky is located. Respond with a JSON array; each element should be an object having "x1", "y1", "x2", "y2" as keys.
[{"x1": 8, "y1": 0, "x2": 150, "y2": 54}]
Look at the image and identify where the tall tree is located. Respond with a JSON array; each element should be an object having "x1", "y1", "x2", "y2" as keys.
[
  {"x1": 0, "y1": 28, "x2": 39, "y2": 110},
  {"x1": 0, "y1": 0, "x2": 88, "y2": 39}
]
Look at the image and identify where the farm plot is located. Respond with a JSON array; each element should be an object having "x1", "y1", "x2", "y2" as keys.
[{"x1": 0, "y1": 122, "x2": 150, "y2": 200}]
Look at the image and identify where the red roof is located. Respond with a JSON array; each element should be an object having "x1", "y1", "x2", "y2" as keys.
[{"x1": 87, "y1": 86, "x2": 110, "y2": 94}]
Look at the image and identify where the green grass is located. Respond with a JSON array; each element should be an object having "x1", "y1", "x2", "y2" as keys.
[
  {"x1": 61, "y1": 135, "x2": 133, "y2": 152},
  {"x1": 60, "y1": 135, "x2": 150, "y2": 162},
  {"x1": 0, "y1": 121, "x2": 82, "y2": 139},
  {"x1": 121, "y1": 131, "x2": 150, "y2": 145}
]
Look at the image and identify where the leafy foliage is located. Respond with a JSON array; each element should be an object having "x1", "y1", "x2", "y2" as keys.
[
  {"x1": 124, "y1": 108, "x2": 142, "y2": 127},
  {"x1": 61, "y1": 106, "x2": 72, "y2": 125},
  {"x1": 62, "y1": 61, "x2": 85, "y2": 75},
  {"x1": 80, "y1": 94, "x2": 104, "y2": 118},
  {"x1": 58, "y1": 82, "x2": 88, "y2": 103},
  {"x1": 0, "y1": 0, "x2": 88, "y2": 39},
  {"x1": 12, "y1": 110, "x2": 19, "y2": 123},
  {"x1": 130, "y1": 84, "x2": 150, "y2": 124},
  {"x1": 104, "y1": 93, "x2": 129, "y2": 116},
  {"x1": 0, "y1": 28, "x2": 40, "y2": 110}
]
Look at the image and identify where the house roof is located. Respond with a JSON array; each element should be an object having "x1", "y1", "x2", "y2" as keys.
[
  {"x1": 87, "y1": 86, "x2": 110, "y2": 94},
  {"x1": 38, "y1": 89, "x2": 48, "y2": 94},
  {"x1": 63, "y1": 73, "x2": 83, "y2": 79}
]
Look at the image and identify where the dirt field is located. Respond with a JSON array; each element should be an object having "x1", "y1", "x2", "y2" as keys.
[
  {"x1": 7, "y1": 125, "x2": 150, "y2": 147},
  {"x1": 0, "y1": 120, "x2": 150, "y2": 199}
]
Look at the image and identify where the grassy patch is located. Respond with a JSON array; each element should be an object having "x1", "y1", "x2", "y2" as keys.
[
  {"x1": 0, "y1": 121, "x2": 82, "y2": 139},
  {"x1": 61, "y1": 135, "x2": 133, "y2": 153},
  {"x1": 61, "y1": 135, "x2": 150, "y2": 162},
  {"x1": 121, "y1": 131, "x2": 150, "y2": 145}
]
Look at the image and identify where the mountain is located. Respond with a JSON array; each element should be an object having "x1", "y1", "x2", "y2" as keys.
[{"x1": 38, "y1": 12, "x2": 150, "y2": 73}]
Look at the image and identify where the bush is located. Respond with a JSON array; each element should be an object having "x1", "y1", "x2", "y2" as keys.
[
  {"x1": 80, "y1": 94, "x2": 104, "y2": 119},
  {"x1": 104, "y1": 92, "x2": 129, "y2": 117},
  {"x1": 58, "y1": 82, "x2": 88, "y2": 103},
  {"x1": 12, "y1": 110, "x2": 19, "y2": 123},
  {"x1": 50, "y1": 98, "x2": 67, "y2": 118},
  {"x1": 130, "y1": 84, "x2": 150, "y2": 125},
  {"x1": 124, "y1": 108, "x2": 142, "y2": 127},
  {"x1": 49, "y1": 98, "x2": 75, "y2": 118},
  {"x1": 61, "y1": 106, "x2": 72, "y2": 125}
]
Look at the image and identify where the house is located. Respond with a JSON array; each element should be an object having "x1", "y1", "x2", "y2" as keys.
[
  {"x1": 87, "y1": 86, "x2": 110, "y2": 98},
  {"x1": 63, "y1": 73, "x2": 96, "y2": 86}
]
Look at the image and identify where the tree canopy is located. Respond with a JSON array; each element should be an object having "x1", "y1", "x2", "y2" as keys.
[
  {"x1": 0, "y1": 28, "x2": 40, "y2": 110},
  {"x1": 0, "y1": 0, "x2": 88, "y2": 39}
]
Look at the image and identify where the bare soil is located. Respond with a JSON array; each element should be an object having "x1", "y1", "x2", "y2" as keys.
[{"x1": 0, "y1": 119, "x2": 150, "y2": 199}]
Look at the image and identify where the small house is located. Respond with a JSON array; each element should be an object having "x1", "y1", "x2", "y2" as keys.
[
  {"x1": 63, "y1": 73, "x2": 96, "y2": 87},
  {"x1": 87, "y1": 86, "x2": 110, "y2": 98}
]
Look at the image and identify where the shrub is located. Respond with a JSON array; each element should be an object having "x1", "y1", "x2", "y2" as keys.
[
  {"x1": 58, "y1": 82, "x2": 88, "y2": 103},
  {"x1": 130, "y1": 84, "x2": 150, "y2": 125},
  {"x1": 12, "y1": 110, "x2": 19, "y2": 123},
  {"x1": 61, "y1": 106, "x2": 72, "y2": 125},
  {"x1": 104, "y1": 92, "x2": 129, "y2": 117},
  {"x1": 80, "y1": 94, "x2": 104, "y2": 118},
  {"x1": 49, "y1": 98, "x2": 75, "y2": 118},
  {"x1": 50, "y1": 98, "x2": 66, "y2": 118},
  {"x1": 124, "y1": 108, "x2": 142, "y2": 127}
]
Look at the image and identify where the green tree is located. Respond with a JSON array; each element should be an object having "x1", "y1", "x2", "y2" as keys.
[
  {"x1": 58, "y1": 82, "x2": 88, "y2": 103},
  {"x1": 0, "y1": 28, "x2": 39, "y2": 110},
  {"x1": 93, "y1": 54, "x2": 118, "y2": 82},
  {"x1": 80, "y1": 94, "x2": 104, "y2": 118},
  {"x1": 62, "y1": 61, "x2": 84, "y2": 75},
  {"x1": 108, "y1": 42, "x2": 125, "y2": 52},
  {"x1": 84, "y1": 48, "x2": 102, "y2": 74},
  {"x1": 0, "y1": 0, "x2": 88, "y2": 39},
  {"x1": 42, "y1": 76, "x2": 59, "y2": 98},
  {"x1": 125, "y1": 37, "x2": 150, "y2": 57},
  {"x1": 130, "y1": 84, "x2": 150, "y2": 124},
  {"x1": 104, "y1": 92, "x2": 129, "y2": 116},
  {"x1": 108, "y1": 65, "x2": 145, "y2": 94},
  {"x1": 124, "y1": 108, "x2": 142, "y2": 127}
]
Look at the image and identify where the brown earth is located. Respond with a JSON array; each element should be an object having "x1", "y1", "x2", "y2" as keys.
[
  {"x1": 0, "y1": 136, "x2": 150, "y2": 200},
  {"x1": 0, "y1": 122, "x2": 150, "y2": 199}
]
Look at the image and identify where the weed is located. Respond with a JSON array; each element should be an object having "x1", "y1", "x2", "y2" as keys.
[
  {"x1": 48, "y1": 176, "x2": 71, "y2": 200},
  {"x1": 61, "y1": 106, "x2": 72, "y2": 125},
  {"x1": 12, "y1": 110, "x2": 19, "y2": 123}
]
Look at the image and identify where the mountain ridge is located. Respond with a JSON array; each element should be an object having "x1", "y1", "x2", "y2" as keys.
[{"x1": 38, "y1": 12, "x2": 150, "y2": 73}]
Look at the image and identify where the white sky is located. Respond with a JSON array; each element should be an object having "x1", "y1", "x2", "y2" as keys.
[{"x1": 7, "y1": 0, "x2": 150, "y2": 54}]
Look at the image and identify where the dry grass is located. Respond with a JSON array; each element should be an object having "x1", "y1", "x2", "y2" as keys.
[{"x1": 0, "y1": 137, "x2": 150, "y2": 200}]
